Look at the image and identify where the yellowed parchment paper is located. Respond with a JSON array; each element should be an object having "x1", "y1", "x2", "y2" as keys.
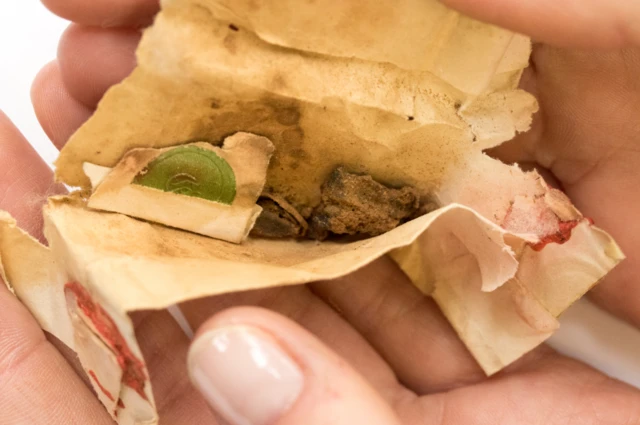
[{"x1": 0, "y1": 1, "x2": 624, "y2": 424}]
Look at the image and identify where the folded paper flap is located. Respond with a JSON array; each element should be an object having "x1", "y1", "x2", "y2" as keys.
[
  {"x1": 65, "y1": 281, "x2": 158, "y2": 424},
  {"x1": 46, "y1": 197, "x2": 520, "y2": 312},
  {"x1": 148, "y1": 8, "x2": 462, "y2": 119},
  {"x1": 458, "y1": 89, "x2": 538, "y2": 151},
  {"x1": 142, "y1": 7, "x2": 536, "y2": 140},
  {"x1": 218, "y1": 133, "x2": 275, "y2": 198},
  {"x1": 84, "y1": 163, "x2": 113, "y2": 188},
  {"x1": 425, "y1": 220, "x2": 623, "y2": 374},
  {"x1": 56, "y1": 0, "x2": 535, "y2": 190},
  {"x1": 516, "y1": 223, "x2": 625, "y2": 317},
  {"x1": 428, "y1": 211, "x2": 519, "y2": 292},
  {"x1": 437, "y1": 156, "x2": 559, "y2": 232},
  {"x1": 86, "y1": 134, "x2": 273, "y2": 243},
  {"x1": 44, "y1": 196, "x2": 623, "y2": 377},
  {"x1": 181, "y1": 0, "x2": 529, "y2": 95},
  {"x1": 432, "y1": 256, "x2": 560, "y2": 375},
  {"x1": 90, "y1": 183, "x2": 262, "y2": 244},
  {"x1": 0, "y1": 211, "x2": 75, "y2": 350},
  {"x1": 185, "y1": 0, "x2": 461, "y2": 71},
  {"x1": 98, "y1": 135, "x2": 274, "y2": 205},
  {"x1": 67, "y1": 291, "x2": 124, "y2": 415}
]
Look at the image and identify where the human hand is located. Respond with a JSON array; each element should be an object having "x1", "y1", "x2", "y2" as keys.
[
  {"x1": 447, "y1": 0, "x2": 640, "y2": 331},
  {"x1": 1, "y1": 0, "x2": 639, "y2": 424},
  {"x1": 441, "y1": 0, "x2": 640, "y2": 48}
]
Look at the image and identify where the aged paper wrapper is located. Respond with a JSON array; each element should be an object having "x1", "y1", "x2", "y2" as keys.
[
  {"x1": 85, "y1": 133, "x2": 275, "y2": 243},
  {"x1": 0, "y1": 0, "x2": 624, "y2": 424}
]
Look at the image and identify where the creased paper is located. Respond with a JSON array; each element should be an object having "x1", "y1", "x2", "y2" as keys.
[{"x1": 0, "y1": 0, "x2": 625, "y2": 424}]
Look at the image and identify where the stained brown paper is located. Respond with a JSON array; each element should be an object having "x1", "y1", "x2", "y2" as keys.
[{"x1": 0, "y1": 0, "x2": 625, "y2": 424}]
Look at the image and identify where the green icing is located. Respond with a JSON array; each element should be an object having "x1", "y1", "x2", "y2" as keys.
[{"x1": 134, "y1": 146, "x2": 236, "y2": 204}]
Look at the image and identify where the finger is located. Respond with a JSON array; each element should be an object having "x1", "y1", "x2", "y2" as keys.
[
  {"x1": 549, "y1": 48, "x2": 640, "y2": 330},
  {"x1": 412, "y1": 354, "x2": 640, "y2": 425},
  {"x1": 0, "y1": 111, "x2": 63, "y2": 239},
  {"x1": 486, "y1": 61, "x2": 540, "y2": 165},
  {"x1": 310, "y1": 257, "x2": 487, "y2": 393},
  {"x1": 58, "y1": 25, "x2": 139, "y2": 108},
  {"x1": 41, "y1": 0, "x2": 159, "y2": 28},
  {"x1": 130, "y1": 310, "x2": 217, "y2": 424},
  {"x1": 31, "y1": 61, "x2": 93, "y2": 150},
  {"x1": 0, "y1": 112, "x2": 88, "y2": 385},
  {"x1": 569, "y1": 161, "x2": 640, "y2": 330},
  {"x1": 47, "y1": 333, "x2": 94, "y2": 391},
  {"x1": 0, "y1": 286, "x2": 115, "y2": 424},
  {"x1": 0, "y1": 115, "x2": 111, "y2": 423},
  {"x1": 188, "y1": 307, "x2": 404, "y2": 425},
  {"x1": 517, "y1": 46, "x2": 640, "y2": 329},
  {"x1": 486, "y1": 45, "x2": 640, "y2": 329},
  {"x1": 441, "y1": 0, "x2": 640, "y2": 48},
  {"x1": 180, "y1": 286, "x2": 405, "y2": 401}
]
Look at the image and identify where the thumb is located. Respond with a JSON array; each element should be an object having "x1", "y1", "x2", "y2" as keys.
[
  {"x1": 187, "y1": 307, "x2": 401, "y2": 425},
  {"x1": 441, "y1": 0, "x2": 640, "y2": 48}
]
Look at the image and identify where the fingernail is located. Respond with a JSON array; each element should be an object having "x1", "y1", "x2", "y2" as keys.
[{"x1": 188, "y1": 326, "x2": 304, "y2": 425}]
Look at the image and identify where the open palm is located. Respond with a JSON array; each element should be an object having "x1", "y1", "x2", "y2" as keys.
[{"x1": 1, "y1": 1, "x2": 639, "y2": 424}]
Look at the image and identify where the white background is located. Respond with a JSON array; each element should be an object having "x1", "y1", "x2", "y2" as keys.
[
  {"x1": 0, "y1": 2, "x2": 66, "y2": 165},
  {"x1": 1, "y1": 2, "x2": 640, "y2": 389}
]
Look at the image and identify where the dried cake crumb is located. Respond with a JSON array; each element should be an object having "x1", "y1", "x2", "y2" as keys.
[
  {"x1": 251, "y1": 195, "x2": 308, "y2": 239},
  {"x1": 307, "y1": 167, "x2": 420, "y2": 240}
]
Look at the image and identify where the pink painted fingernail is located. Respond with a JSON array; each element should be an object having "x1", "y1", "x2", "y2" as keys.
[{"x1": 188, "y1": 326, "x2": 304, "y2": 425}]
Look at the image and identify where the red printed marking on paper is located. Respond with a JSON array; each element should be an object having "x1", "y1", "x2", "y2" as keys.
[
  {"x1": 88, "y1": 370, "x2": 115, "y2": 402},
  {"x1": 530, "y1": 220, "x2": 581, "y2": 251},
  {"x1": 114, "y1": 399, "x2": 126, "y2": 418},
  {"x1": 66, "y1": 282, "x2": 148, "y2": 401}
]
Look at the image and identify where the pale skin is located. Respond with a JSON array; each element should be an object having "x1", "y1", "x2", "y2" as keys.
[{"x1": 1, "y1": 0, "x2": 640, "y2": 423}]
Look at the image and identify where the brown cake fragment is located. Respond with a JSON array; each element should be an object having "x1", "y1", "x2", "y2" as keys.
[{"x1": 308, "y1": 167, "x2": 420, "y2": 240}]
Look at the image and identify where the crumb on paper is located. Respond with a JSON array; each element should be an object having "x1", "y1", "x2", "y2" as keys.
[
  {"x1": 308, "y1": 167, "x2": 420, "y2": 240},
  {"x1": 251, "y1": 194, "x2": 308, "y2": 239}
]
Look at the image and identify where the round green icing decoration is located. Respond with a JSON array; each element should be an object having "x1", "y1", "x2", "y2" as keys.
[{"x1": 134, "y1": 146, "x2": 236, "y2": 204}]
